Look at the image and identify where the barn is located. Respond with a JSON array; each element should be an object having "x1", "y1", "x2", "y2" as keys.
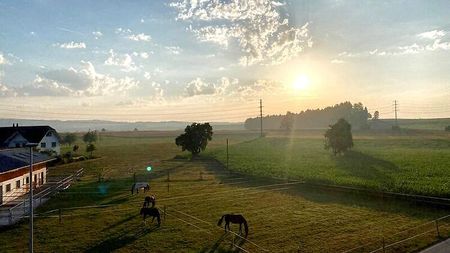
[{"x1": 0, "y1": 149, "x2": 55, "y2": 205}]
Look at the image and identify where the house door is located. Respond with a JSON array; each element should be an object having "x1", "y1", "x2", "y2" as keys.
[{"x1": 0, "y1": 185, "x2": 3, "y2": 205}]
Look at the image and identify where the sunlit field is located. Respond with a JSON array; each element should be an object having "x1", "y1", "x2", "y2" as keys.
[
  {"x1": 0, "y1": 131, "x2": 449, "y2": 252},
  {"x1": 209, "y1": 130, "x2": 450, "y2": 197}
]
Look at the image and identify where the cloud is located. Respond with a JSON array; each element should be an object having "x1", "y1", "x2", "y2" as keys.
[
  {"x1": 165, "y1": 46, "x2": 182, "y2": 55},
  {"x1": 183, "y1": 76, "x2": 275, "y2": 99},
  {"x1": 115, "y1": 28, "x2": 132, "y2": 34},
  {"x1": 417, "y1": 30, "x2": 446, "y2": 40},
  {"x1": 0, "y1": 53, "x2": 7, "y2": 65},
  {"x1": 127, "y1": 33, "x2": 151, "y2": 42},
  {"x1": 0, "y1": 72, "x2": 17, "y2": 97},
  {"x1": 331, "y1": 59, "x2": 344, "y2": 64},
  {"x1": 170, "y1": 0, "x2": 312, "y2": 66},
  {"x1": 92, "y1": 31, "x2": 103, "y2": 39},
  {"x1": 132, "y1": 51, "x2": 150, "y2": 59},
  {"x1": 21, "y1": 61, "x2": 139, "y2": 96},
  {"x1": 53, "y1": 41, "x2": 86, "y2": 49},
  {"x1": 104, "y1": 49, "x2": 139, "y2": 72},
  {"x1": 335, "y1": 29, "x2": 450, "y2": 61}
]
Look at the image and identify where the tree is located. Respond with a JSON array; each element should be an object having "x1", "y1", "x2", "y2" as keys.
[
  {"x1": 86, "y1": 143, "x2": 96, "y2": 158},
  {"x1": 445, "y1": 126, "x2": 450, "y2": 132},
  {"x1": 324, "y1": 118, "x2": 353, "y2": 155},
  {"x1": 63, "y1": 133, "x2": 77, "y2": 146},
  {"x1": 373, "y1": 111, "x2": 380, "y2": 120},
  {"x1": 280, "y1": 111, "x2": 294, "y2": 131},
  {"x1": 73, "y1": 145, "x2": 79, "y2": 153},
  {"x1": 175, "y1": 123, "x2": 213, "y2": 156},
  {"x1": 83, "y1": 130, "x2": 97, "y2": 144}
]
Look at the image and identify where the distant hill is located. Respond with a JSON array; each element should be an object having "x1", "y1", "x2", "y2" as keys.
[{"x1": 0, "y1": 119, "x2": 244, "y2": 132}]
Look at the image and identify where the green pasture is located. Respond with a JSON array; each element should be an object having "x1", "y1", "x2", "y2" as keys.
[{"x1": 0, "y1": 131, "x2": 448, "y2": 252}]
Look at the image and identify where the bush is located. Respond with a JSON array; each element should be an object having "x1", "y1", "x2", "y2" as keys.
[{"x1": 445, "y1": 126, "x2": 450, "y2": 132}]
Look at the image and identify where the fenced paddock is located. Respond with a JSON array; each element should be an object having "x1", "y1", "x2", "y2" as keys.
[{"x1": 0, "y1": 132, "x2": 448, "y2": 252}]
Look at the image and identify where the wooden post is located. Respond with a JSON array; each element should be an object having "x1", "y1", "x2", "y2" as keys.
[
  {"x1": 59, "y1": 209, "x2": 62, "y2": 223},
  {"x1": 133, "y1": 172, "x2": 136, "y2": 184},
  {"x1": 199, "y1": 171, "x2": 203, "y2": 181},
  {"x1": 163, "y1": 205, "x2": 166, "y2": 221},
  {"x1": 226, "y1": 139, "x2": 229, "y2": 172},
  {"x1": 167, "y1": 171, "x2": 170, "y2": 182},
  {"x1": 382, "y1": 237, "x2": 385, "y2": 253},
  {"x1": 167, "y1": 181, "x2": 170, "y2": 193},
  {"x1": 435, "y1": 220, "x2": 440, "y2": 237}
]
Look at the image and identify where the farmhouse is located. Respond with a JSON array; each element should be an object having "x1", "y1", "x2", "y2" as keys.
[
  {"x1": 0, "y1": 149, "x2": 55, "y2": 205},
  {"x1": 0, "y1": 124, "x2": 61, "y2": 155}
]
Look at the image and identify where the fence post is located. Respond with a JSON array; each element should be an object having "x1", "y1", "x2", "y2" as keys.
[
  {"x1": 163, "y1": 205, "x2": 166, "y2": 221},
  {"x1": 435, "y1": 220, "x2": 440, "y2": 238},
  {"x1": 199, "y1": 171, "x2": 203, "y2": 181},
  {"x1": 382, "y1": 237, "x2": 386, "y2": 253},
  {"x1": 59, "y1": 209, "x2": 62, "y2": 223},
  {"x1": 167, "y1": 171, "x2": 170, "y2": 182}
]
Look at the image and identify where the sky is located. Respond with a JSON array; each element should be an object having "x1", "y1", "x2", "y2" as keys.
[{"x1": 0, "y1": 0, "x2": 449, "y2": 122}]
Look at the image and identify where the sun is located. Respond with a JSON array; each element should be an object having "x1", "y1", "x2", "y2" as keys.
[{"x1": 292, "y1": 74, "x2": 310, "y2": 90}]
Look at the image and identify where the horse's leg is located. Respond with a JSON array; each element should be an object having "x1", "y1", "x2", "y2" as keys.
[
  {"x1": 239, "y1": 223, "x2": 242, "y2": 235},
  {"x1": 152, "y1": 216, "x2": 155, "y2": 223}
]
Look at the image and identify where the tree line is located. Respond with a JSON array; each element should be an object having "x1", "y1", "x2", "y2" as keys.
[{"x1": 244, "y1": 101, "x2": 372, "y2": 131}]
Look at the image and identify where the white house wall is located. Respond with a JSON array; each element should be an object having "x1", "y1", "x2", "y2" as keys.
[
  {"x1": 37, "y1": 131, "x2": 60, "y2": 155},
  {"x1": 0, "y1": 167, "x2": 47, "y2": 204}
]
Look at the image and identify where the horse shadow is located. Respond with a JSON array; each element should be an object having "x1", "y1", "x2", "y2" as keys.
[
  {"x1": 85, "y1": 225, "x2": 156, "y2": 252},
  {"x1": 101, "y1": 213, "x2": 139, "y2": 232},
  {"x1": 199, "y1": 233, "x2": 246, "y2": 253}
]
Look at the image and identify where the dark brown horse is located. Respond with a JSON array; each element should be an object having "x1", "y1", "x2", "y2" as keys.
[
  {"x1": 217, "y1": 214, "x2": 248, "y2": 237},
  {"x1": 140, "y1": 207, "x2": 161, "y2": 226},
  {"x1": 143, "y1": 195, "x2": 156, "y2": 208}
]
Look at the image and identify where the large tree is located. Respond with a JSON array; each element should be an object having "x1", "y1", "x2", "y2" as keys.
[
  {"x1": 175, "y1": 123, "x2": 213, "y2": 156},
  {"x1": 280, "y1": 111, "x2": 294, "y2": 131},
  {"x1": 83, "y1": 130, "x2": 98, "y2": 144},
  {"x1": 324, "y1": 118, "x2": 353, "y2": 155},
  {"x1": 63, "y1": 133, "x2": 77, "y2": 146}
]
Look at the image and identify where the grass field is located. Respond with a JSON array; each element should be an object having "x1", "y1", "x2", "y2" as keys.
[
  {"x1": 208, "y1": 130, "x2": 450, "y2": 198},
  {"x1": 0, "y1": 131, "x2": 449, "y2": 252}
]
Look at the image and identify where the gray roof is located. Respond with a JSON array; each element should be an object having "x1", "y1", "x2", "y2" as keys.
[{"x1": 0, "y1": 148, "x2": 55, "y2": 173}]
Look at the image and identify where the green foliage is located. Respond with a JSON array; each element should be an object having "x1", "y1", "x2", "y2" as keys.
[
  {"x1": 324, "y1": 118, "x2": 354, "y2": 155},
  {"x1": 73, "y1": 144, "x2": 79, "y2": 152},
  {"x1": 373, "y1": 111, "x2": 380, "y2": 120},
  {"x1": 245, "y1": 101, "x2": 372, "y2": 130},
  {"x1": 62, "y1": 133, "x2": 77, "y2": 146},
  {"x1": 83, "y1": 130, "x2": 98, "y2": 144},
  {"x1": 445, "y1": 125, "x2": 450, "y2": 132},
  {"x1": 86, "y1": 143, "x2": 96, "y2": 158},
  {"x1": 209, "y1": 134, "x2": 450, "y2": 197},
  {"x1": 175, "y1": 123, "x2": 213, "y2": 155},
  {"x1": 280, "y1": 111, "x2": 294, "y2": 131}
]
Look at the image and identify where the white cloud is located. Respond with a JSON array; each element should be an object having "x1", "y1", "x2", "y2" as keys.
[
  {"x1": 141, "y1": 18, "x2": 145, "y2": 23},
  {"x1": 92, "y1": 31, "x2": 103, "y2": 39},
  {"x1": 132, "y1": 51, "x2": 150, "y2": 59},
  {"x1": 127, "y1": 33, "x2": 151, "y2": 42},
  {"x1": 104, "y1": 49, "x2": 139, "y2": 72},
  {"x1": 54, "y1": 41, "x2": 86, "y2": 49},
  {"x1": 0, "y1": 72, "x2": 17, "y2": 97},
  {"x1": 418, "y1": 30, "x2": 446, "y2": 40},
  {"x1": 144, "y1": 72, "x2": 152, "y2": 80},
  {"x1": 0, "y1": 53, "x2": 7, "y2": 65},
  {"x1": 331, "y1": 59, "x2": 344, "y2": 64},
  {"x1": 165, "y1": 46, "x2": 182, "y2": 55},
  {"x1": 24, "y1": 61, "x2": 139, "y2": 96},
  {"x1": 115, "y1": 28, "x2": 132, "y2": 34},
  {"x1": 171, "y1": 0, "x2": 312, "y2": 66}
]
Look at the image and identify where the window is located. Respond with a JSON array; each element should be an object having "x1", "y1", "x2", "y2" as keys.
[
  {"x1": 52, "y1": 142, "x2": 57, "y2": 147},
  {"x1": 26, "y1": 177, "x2": 29, "y2": 184},
  {"x1": 41, "y1": 172, "x2": 45, "y2": 184},
  {"x1": 15, "y1": 143, "x2": 20, "y2": 148},
  {"x1": 5, "y1": 184, "x2": 11, "y2": 193},
  {"x1": 16, "y1": 180, "x2": 20, "y2": 189},
  {"x1": 41, "y1": 142, "x2": 46, "y2": 148},
  {"x1": 46, "y1": 131, "x2": 52, "y2": 136}
]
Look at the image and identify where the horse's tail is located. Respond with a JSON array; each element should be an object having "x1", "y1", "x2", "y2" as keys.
[
  {"x1": 217, "y1": 215, "x2": 225, "y2": 227},
  {"x1": 140, "y1": 208, "x2": 144, "y2": 216},
  {"x1": 243, "y1": 218, "x2": 248, "y2": 237},
  {"x1": 156, "y1": 210, "x2": 161, "y2": 226}
]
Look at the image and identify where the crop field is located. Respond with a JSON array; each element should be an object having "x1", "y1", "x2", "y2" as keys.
[
  {"x1": 209, "y1": 130, "x2": 450, "y2": 198},
  {"x1": 0, "y1": 131, "x2": 449, "y2": 252}
]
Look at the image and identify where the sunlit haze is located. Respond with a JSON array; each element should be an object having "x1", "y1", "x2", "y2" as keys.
[{"x1": 0, "y1": 0, "x2": 449, "y2": 122}]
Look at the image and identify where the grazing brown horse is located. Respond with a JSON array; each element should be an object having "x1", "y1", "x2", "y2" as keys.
[
  {"x1": 217, "y1": 214, "x2": 248, "y2": 237},
  {"x1": 143, "y1": 195, "x2": 156, "y2": 208},
  {"x1": 140, "y1": 207, "x2": 161, "y2": 226}
]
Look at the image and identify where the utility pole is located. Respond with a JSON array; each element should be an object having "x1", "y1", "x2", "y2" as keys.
[
  {"x1": 26, "y1": 143, "x2": 38, "y2": 253},
  {"x1": 226, "y1": 138, "x2": 229, "y2": 171},
  {"x1": 259, "y1": 99, "x2": 263, "y2": 137},
  {"x1": 394, "y1": 100, "x2": 398, "y2": 126}
]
